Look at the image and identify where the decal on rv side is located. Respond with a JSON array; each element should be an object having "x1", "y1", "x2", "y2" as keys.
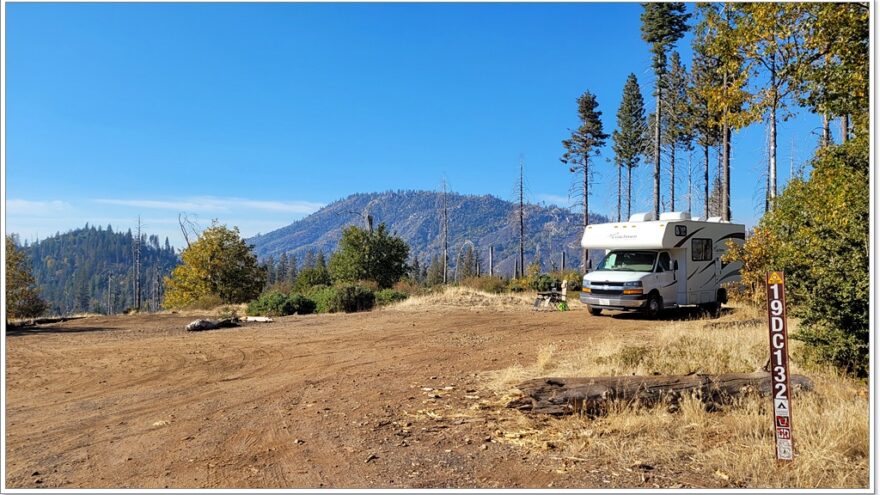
[{"x1": 609, "y1": 232, "x2": 637, "y2": 239}]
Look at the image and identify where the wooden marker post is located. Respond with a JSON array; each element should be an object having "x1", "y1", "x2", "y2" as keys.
[{"x1": 766, "y1": 271, "x2": 794, "y2": 461}]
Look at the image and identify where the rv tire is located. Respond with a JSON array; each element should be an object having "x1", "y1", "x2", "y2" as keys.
[
  {"x1": 701, "y1": 301, "x2": 721, "y2": 318},
  {"x1": 588, "y1": 306, "x2": 602, "y2": 316},
  {"x1": 645, "y1": 294, "x2": 662, "y2": 319}
]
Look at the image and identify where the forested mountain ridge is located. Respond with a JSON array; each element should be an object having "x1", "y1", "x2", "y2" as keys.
[
  {"x1": 248, "y1": 190, "x2": 608, "y2": 276},
  {"x1": 19, "y1": 225, "x2": 179, "y2": 315}
]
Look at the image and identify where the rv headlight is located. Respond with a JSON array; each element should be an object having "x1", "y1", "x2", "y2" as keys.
[{"x1": 623, "y1": 281, "x2": 643, "y2": 287}]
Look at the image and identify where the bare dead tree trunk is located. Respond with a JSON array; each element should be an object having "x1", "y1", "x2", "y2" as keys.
[
  {"x1": 687, "y1": 151, "x2": 692, "y2": 215},
  {"x1": 134, "y1": 216, "x2": 142, "y2": 312},
  {"x1": 519, "y1": 160, "x2": 525, "y2": 278},
  {"x1": 582, "y1": 156, "x2": 589, "y2": 273},
  {"x1": 178, "y1": 213, "x2": 191, "y2": 248},
  {"x1": 703, "y1": 143, "x2": 710, "y2": 219},
  {"x1": 489, "y1": 246, "x2": 494, "y2": 277},
  {"x1": 107, "y1": 274, "x2": 112, "y2": 315},
  {"x1": 768, "y1": 59, "x2": 778, "y2": 212},
  {"x1": 822, "y1": 113, "x2": 831, "y2": 147},
  {"x1": 616, "y1": 163, "x2": 622, "y2": 222},
  {"x1": 723, "y1": 124, "x2": 731, "y2": 221},
  {"x1": 626, "y1": 166, "x2": 633, "y2": 220},
  {"x1": 653, "y1": 85, "x2": 662, "y2": 220},
  {"x1": 670, "y1": 142, "x2": 676, "y2": 211},
  {"x1": 442, "y1": 181, "x2": 448, "y2": 285}
]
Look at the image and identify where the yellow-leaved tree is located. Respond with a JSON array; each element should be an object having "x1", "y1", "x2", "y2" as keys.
[{"x1": 163, "y1": 222, "x2": 266, "y2": 309}]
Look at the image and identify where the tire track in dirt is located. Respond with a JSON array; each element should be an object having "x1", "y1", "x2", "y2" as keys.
[{"x1": 6, "y1": 310, "x2": 653, "y2": 488}]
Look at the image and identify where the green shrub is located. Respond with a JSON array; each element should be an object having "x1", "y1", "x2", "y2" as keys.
[
  {"x1": 287, "y1": 294, "x2": 317, "y2": 315},
  {"x1": 248, "y1": 291, "x2": 316, "y2": 316},
  {"x1": 247, "y1": 291, "x2": 293, "y2": 316},
  {"x1": 530, "y1": 274, "x2": 557, "y2": 292},
  {"x1": 333, "y1": 285, "x2": 375, "y2": 313},
  {"x1": 375, "y1": 289, "x2": 408, "y2": 306},
  {"x1": 306, "y1": 286, "x2": 338, "y2": 313},
  {"x1": 726, "y1": 136, "x2": 869, "y2": 376}
]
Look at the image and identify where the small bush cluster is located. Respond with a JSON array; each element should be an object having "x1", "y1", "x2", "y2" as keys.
[
  {"x1": 334, "y1": 285, "x2": 376, "y2": 312},
  {"x1": 375, "y1": 289, "x2": 408, "y2": 306},
  {"x1": 247, "y1": 291, "x2": 316, "y2": 316},
  {"x1": 303, "y1": 285, "x2": 377, "y2": 313}
]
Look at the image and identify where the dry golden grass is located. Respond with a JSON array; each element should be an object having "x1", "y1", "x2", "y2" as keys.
[
  {"x1": 387, "y1": 286, "x2": 539, "y2": 312},
  {"x1": 482, "y1": 304, "x2": 869, "y2": 489}
]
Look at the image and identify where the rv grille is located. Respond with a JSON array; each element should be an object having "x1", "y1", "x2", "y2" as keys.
[
  {"x1": 589, "y1": 281, "x2": 625, "y2": 296},
  {"x1": 591, "y1": 288, "x2": 623, "y2": 296}
]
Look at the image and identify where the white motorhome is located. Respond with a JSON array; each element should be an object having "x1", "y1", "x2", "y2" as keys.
[{"x1": 579, "y1": 212, "x2": 745, "y2": 318}]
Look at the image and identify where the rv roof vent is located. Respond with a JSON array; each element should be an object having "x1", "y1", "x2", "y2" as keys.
[
  {"x1": 629, "y1": 212, "x2": 655, "y2": 222},
  {"x1": 706, "y1": 216, "x2": 723, "y2": 223},
  {"x1": 659, "y1": 211, "x2": 691, "y2": 221}
]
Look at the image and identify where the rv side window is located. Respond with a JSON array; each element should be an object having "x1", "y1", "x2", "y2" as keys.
[{"x1": 692, "y1": 238, "x2": 713, "y2": 261}]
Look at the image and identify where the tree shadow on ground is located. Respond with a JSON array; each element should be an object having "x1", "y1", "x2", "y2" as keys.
[{"x1": 4, "y1": 326, "x2": 114, "y2": 337}]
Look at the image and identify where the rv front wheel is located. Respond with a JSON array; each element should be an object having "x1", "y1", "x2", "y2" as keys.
[
  {"x1": 645, "y1": 294, "x2": 662, "y2": 319},
  {"x1": 588, "y1": 306, "x2": 602, "y2": 316},
  {"x1": 701, "y1": 301, "x2": 721, "y2": 318}
]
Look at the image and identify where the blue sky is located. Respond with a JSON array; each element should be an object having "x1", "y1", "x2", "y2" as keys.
[{"x1": 5, "y1": 3, "x2": 824, "y2": 248}]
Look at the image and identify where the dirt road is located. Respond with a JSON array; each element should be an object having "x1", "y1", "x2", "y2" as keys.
[{"x1": 6, "y1": 306, "x2": 658, "y2": 488}]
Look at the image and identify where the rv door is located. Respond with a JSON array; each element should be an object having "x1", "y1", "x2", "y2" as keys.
[{"x1": 656, "y1": 252, "x2": 676, "y2": 307}]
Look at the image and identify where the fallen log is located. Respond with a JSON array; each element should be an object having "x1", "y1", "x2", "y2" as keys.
[
  {"x1": 508, "y1": 372, "x2": 814, "y2": 416},
  {"x1": 185, "y1": 318, "x2": 240, "y2": 332},
  {"x1": 244, "y1": 316, "x2": 274, "y2": 323}
]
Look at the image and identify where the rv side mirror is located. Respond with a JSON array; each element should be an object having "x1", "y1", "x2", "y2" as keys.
[
  {"x1": 673, "y1": 260, "x2": 678, "y2": 271},
  {"x1": 587, "y1": 259, "x2": 593, "y2": 272}
]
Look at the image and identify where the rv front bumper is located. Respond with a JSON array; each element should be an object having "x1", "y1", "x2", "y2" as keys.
[{"x1": 580, "y1": 293, "x2": 647, "y2": 309}]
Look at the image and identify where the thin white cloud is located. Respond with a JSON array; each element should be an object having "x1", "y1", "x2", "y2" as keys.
[
  {"x1": 94, "y1": 196, "x2": 324, "y2": 214},
  {"x1": 6, "y1": 199, "x2": 72, "y2": 216},
  {"x1": 93, "y1": 198, "x2": 224, "y2": 212}
]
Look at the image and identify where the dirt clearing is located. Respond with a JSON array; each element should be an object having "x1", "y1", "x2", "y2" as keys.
[{"x1": 4, "y1": 300, "x2": 868, "y2": 488}]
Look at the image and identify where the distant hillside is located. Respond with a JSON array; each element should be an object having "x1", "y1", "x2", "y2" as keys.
[
  {"x1": 20, "y1": 225, "x2": 180, "y2": 315},
  {"x1": 248, "y1": 190, "x2": 607, "y2": 276}
]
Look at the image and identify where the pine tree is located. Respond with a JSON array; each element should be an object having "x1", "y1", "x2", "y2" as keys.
[
  {"x1": 561, "y1": 90, "x2": 608, "y2": 272},
  {"x1": 277, "y1": 253, "x2": 289, "y2": 285},
  {"x1": 641, "y1": 2, "x2": 690, "y2": 218},
  {"x1": 265, "y1": 255, "x2": 277, "y2": 285},
  {"x1": 689, "y1": 34, "x2": 723, "y2": 219},
  {"x1": 457, "y1": 244, "x2": 478, "y2": 280},
  {"x1": 426, "y1": 255, "x2": 444, "y2": 286},
  {"x1": 612, "y1": 74, "x2": 649, "y2": 221}
]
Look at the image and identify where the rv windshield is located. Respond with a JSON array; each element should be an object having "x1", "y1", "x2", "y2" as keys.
[{"x1": 595, "y1": 250, "x2": 657, "y2": 272}]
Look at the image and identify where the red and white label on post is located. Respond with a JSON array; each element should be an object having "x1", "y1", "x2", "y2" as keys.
[{"x1": 767, "y1": 271, "x2": 793, "y2": 461}]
